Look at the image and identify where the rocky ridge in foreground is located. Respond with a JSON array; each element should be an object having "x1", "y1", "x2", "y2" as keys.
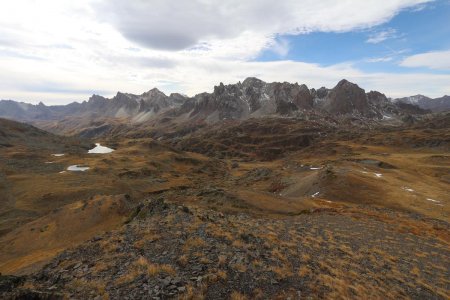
[{"x1": 2, "y1": 198, "x2": 449, "y2": 299}]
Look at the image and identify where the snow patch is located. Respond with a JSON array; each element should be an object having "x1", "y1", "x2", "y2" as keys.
[
  {"x1": 67, "y1": 165, "x2": 90, "y2": 172},
  {"x1": 88, "y1": 143, "x2": 114, "y2": 154},
  {"x1": 426, "y1": 198, "x2": 442, "y2": 205}
]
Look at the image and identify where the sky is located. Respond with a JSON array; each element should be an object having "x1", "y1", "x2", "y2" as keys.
[{"x1": 0, "y1": 0, "x2": 449, "y2": 105}]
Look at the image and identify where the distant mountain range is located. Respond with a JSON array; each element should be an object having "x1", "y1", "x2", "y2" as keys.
[
  {"x1": 393, "y1": 94, "x2": 450, "y2": 112},
  {"x1": 0, "y1": 78, "x2": 448, "y2": 135}
]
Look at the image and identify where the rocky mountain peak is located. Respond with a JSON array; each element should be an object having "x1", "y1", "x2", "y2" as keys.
[
  {"x1": 88, "y1": 94, "x2": 107, "y2": 102},
  {"x1": 142, "y1": 88, "x2": 166, "y2": 98},
  {"x1": 323, "y1": 79, "x2": 374, "y2": 117},
  {"x1": 242, "y1": 77, "x2": 265, "y2": 88},
  {"x1": 213, "y1": 82, "x2": 226, "y2": 95},
  {"x1": 367, "y1": 91, "x2": 388, "y2": 104},
  {"x1": 335, "y1": 79, "x2": 357, "y2": 88}
]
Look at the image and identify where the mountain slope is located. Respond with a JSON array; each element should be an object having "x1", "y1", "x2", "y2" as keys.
[
  {"x1": 0, "y1": 118, "x2": 92, "y2": 236},
  {"x1": 0, "y1": 118, "x2": 89, "y2": 151}
]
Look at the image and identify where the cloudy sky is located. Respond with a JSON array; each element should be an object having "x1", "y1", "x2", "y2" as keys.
[{"x1": 0, "y1": 0, "x2": 449, "y2": 105}]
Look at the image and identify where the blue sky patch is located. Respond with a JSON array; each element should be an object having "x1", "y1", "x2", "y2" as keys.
[{"x1": 257, "y1": 1, "x2": 450, "y2": 74}]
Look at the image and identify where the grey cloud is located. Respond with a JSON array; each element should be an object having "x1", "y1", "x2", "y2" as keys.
[
  {"x1": 92, "y1": 0, "x2": 295, "y2": 51},
  {"x1": 124, "y1": 31, "x2": 198, "y2": 51},
  {"x1": 94, "y1": 0, "x2": 233, "y2": 50}
]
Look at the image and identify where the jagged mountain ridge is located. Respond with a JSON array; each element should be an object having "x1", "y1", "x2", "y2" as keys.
[
  {"x1": 0, "y1": 88, "x2": 185, "y2": 123},
  {"x1": 0, "y1": 78, "x2": 440, "y2": 128}
]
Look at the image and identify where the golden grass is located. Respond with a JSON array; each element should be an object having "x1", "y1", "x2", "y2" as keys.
[
  {"x1": 251, "y1": 288, "x2": 264, "y2": 299},
  {"x1": 230, "y1": 291, "x2": 248, "y2": 300},
  {"x1": 300, "y1": 253, "x2": 311, "y2": 262},
  {"x1": 251, "y1": 259, "x2": 264, "y2": 268},
  {"x1": 115, "y1": 268, "x2": 142, "y2": 285},
  {"x1": 216, "y1": 270, "x2": 227, "y2": 281},
  {"x1": 270, "y1": 264, "x2": 293, "y2": 279},
  {"x1": 233, "y1": 263, "x2": 248, "y2": 273},
  {"x1": 92, "y1": 260, "x2": 111, "y2": 274},
  {"x1": 133, "y1": 232, "x2": 160, "y2": 249},
  {"x1": 70, "y1": 278, "x2": 109, "y2": 298},
  {"x1": 116, "y1": 256, "x2": 176, "y2": 284},
  {"x1": 411, "y1": 266, "x2": 421, "y2": 276},
  {"x1": 0, "y1": 195, "x2": 130, "y2": 275},
  {"x1": 271, "y1": 248, "x2": 287, "y2": 262},
  {"x1": 147, "y1": 263, "x2": 176, "y2": 276},
  {"x1": 179, "y1": 282, "x2": 208, "y2": 300},
  {"x1": 218, "y1": 255, "x2": 227, "y2": 266},
  {"x1": 206, "y1": 224, "x2": 234, "y2": 241},
  {"x1": 199, "y1": 256, "x2": 211, "y2": 264},
  {"x1": 298, "y1": 265, "x2": 310, "y2": 277},
  {"x1": 177, "y1": 254, "x2": 189, "y2": 267},
  {"x1": 182, "y1": 236, "x2": 207, "y2": 252},
  {"x1": 231, "y1": 239, "x2": 246, "y2": 248}
]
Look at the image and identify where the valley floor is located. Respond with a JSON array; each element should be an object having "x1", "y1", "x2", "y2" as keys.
[{"x1": 0, "y1": 121, "x2": 449, "y2": 299}]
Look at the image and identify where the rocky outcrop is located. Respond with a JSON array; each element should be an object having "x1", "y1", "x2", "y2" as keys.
[
  {"x1": 322, "y1": 80, "x2": 375, "y2": 117},
  {"x1": 3, "y1": 197, "x2": 449, "y2": 299},
  {"x1": 184, "y1": 79, "x2": 316, "y2": 121}
]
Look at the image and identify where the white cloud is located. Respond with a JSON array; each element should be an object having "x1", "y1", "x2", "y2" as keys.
[
  {"x1": 1, "y1": 53, "x2": 449, "y2": 105},
  {"x1": 0, "y1": 0, "x2": 445, "y2": 104},
  {"x1": 365, "y1": 49, "x2": 409, "y2": 63},
  {"x1": 268, "y1": 38, "x2": 290, "y2": 57},
  {"x1": 400, "y1": 50, "x2": 450, "y2": 70},
  {"x1": 366, "y1": 56, "x2": 394, "y2": 63},
  {"x1": 94, "y1": 0, "x2": 431, "y2": 51},
  {"x1": 366, "y1": 28, "x2": 398, "y2": 44}
]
